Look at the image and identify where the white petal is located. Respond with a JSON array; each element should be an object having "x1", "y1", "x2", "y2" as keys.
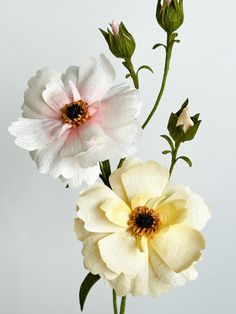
[
  {"x1": 109, "y1": 157, "x2": 143, "y2": 202},
  {"x1": 8, "y1": 118, "x2": 62, "y2": 150},
  {"x1": 106, "y1": 274, "x2": 132, "y2": 297},
  {"x1": 62, "y1": 66, "x2": 80, "y2": 91},
  {"x1": 93, "y1": 85, "x2": 142, "y2": 128},
  {"x1": 78, "y1": 54, "x2": 115, "y2": 104},
  {"x1": 149, "y1": 247, "x2": 197, "y2": 287},
  {"x1": 82, "y1": 233, "x2": 118, "y2": 280},
  {"x1": 23, "y1": 67, "x2": 63, "y2": 119},
  {"x1": 163, "y1": 183, "x2": 211, "y2": 230},
  {"x1": 121, "y1": 161, "x2": 169, "y2": 203},
  {"x1": 151, "y1": 225, "x2": 205, "y2": 273},
  {"x1": 77, "y1": 185, "x2": 125, "y2": 233},
  {"x1": 42, "y1": 82, "x2": 71, "y2": 112},
  {"x1": 98, "y1": 231, "x2": 146, "y2": 278}
]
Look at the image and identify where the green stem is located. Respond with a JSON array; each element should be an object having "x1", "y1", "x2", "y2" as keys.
[
  {"x1": 119, "y1": 296, "x2": 127, "y2": 314},
  {"x1": 112, "y1": 290, "x2": 118, "y2": 314},
  {"x1": 123, "y1": 58, "x2": 139, "y2": 89},
  {"x1": 169, "y1": 141, "x2": 180, "y2": 178},
  {"x1": 142, "y1": 32, "x2": 174, "y2": 129}
]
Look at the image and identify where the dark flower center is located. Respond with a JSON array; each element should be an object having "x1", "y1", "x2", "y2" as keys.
[
  {"x1": 135, "y1": 213, "x2": 155, "y2": 229},
  {"x1": 61, "y1": 100, "x2": 90, "y2": 127}
]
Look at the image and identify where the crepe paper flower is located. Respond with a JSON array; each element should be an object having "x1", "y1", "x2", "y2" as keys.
[
  {"x1": 75, "y1": 157, "x2": 210, "y2": 296},
  {"x1": 111, "y1": 20, "x2": 120, "y2": 37},
  {"x1": 9, "y1": 55, "x2": 142, "y2": 188}
]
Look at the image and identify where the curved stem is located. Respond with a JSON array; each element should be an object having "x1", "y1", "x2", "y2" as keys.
[
  {"x1": 142, "y1": 33, "x2": 174, "y2": 129},
  {"x1": 119, "y1": 296, "x2": 127, "y2": 314},
  {"x1": 123, "y1": 58, "x2": 139, "y2": 89},
  {"x1": 112, "y1": 289, "x2": 118, "y2": 314}
]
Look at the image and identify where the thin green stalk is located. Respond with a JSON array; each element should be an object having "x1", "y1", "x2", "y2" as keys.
[
  {"x1": 142, "y1": 33, "x2": 174, "y2": 129},
  {"x1": 123, "y1": 58, "x2": 139, "y2": 89},
  {"x1": 113, "y1": 290, "x2": 118, "y2": 314},
  {"x1": 169, "y1": 141, "x2": 180, "y2": 178},
  {"x1": 119, "y1": 296, "x2": 127, "y2": 314}
]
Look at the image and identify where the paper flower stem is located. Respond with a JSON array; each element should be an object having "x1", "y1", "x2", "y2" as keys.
[
  {"x1": 123, "y1": 57, "x2": 140, "y2": 89},
  {"x1": 142, "y1": 32, "x2": 174, "y2": 129},
  {"x1": 169, "y1": 141, "x2": 180, "y2": 178},
  {"x1": 119, "y1": 296, "x2": 127, "y2": 314},
  {"x1": 113, "y1": 290, "x2": 118, "y2": 314}
]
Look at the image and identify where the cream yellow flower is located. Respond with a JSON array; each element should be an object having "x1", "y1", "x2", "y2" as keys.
[{"x1": 74, "y1": 158, "x2": 210, "y2": 296}]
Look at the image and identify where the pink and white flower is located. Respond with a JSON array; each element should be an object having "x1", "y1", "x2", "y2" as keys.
[{"x1": 9, "y1": 55, "x2": 142, "y2": 187}]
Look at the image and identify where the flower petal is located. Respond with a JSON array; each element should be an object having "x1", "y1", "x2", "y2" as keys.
[
  {"x1": 78, "y1": 54, "x2": 115, "y2": 104},
  {"x1": 151, "y1": 225, "x2": 205, "y2": 273},
  {"x1": 109, "y1": 157, "x2": 143, "y2": 203},
  {"x1": 156, "y1": 200, "x2": 188, "y2": 226},
  {"x1": 149, "y1": 246, "x2": 198, "y2": 287},
  {"x1": 100, "y1": 198, "x2": 131, "y2": 228},
  {"x1": 121, "y1": 161, "x2": 169, "y2": 204},
  {"x1": 77, "y1": 185, "x2": 125, "y2": 233},
  {"x1": 163, "y1": 183, "x2": 211, "y2": 230},
  {"x1": 8, "y1": 118, "x2": 62, "y2": 150},
  {"x1": 74, "y1": 218, "x2": 90, "y2": 241},
  {"x1": 82, "y1": 233, "x2": 118, "y2": 280},
  {"x1": 98, "y1": 231, "x2": 146, "y2": 278},
  {"x1": 93, "y1": 85, "x2": 142, "y2": 128},
  {"x1": 42, "y1": 82, "x2": 71, "y2": 112}
]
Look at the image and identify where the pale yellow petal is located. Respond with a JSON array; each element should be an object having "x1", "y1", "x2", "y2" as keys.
[
  {"x1": 151, "y1": 225, "x2": 205, "y2": 273},
  {"x1": 157, "y1": 200, "x2": 187, "y2": 226},
  {"x1": 131, "y1": 193, "x2": 151, "y2": 209},
  {"x1": 109, "y1": 157, "x2": 143, "y2": 203},
  {"x1": 121, "y1": 161, "x2": 169, "y2": 203},
  {"x1": 100, "y1": 197, "x2": 131, "y2": 228},
  {"x1": 74, "y1": 218, "x2": 90, "y2": 241},
  {"x1": 136, "y1": 236, "x2": 148, "y2": 253}
]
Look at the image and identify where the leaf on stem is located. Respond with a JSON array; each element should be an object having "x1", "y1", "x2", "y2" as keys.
[
  {"x1": 161, "y1": 134, "x2": 175, "y2": 151},
  {"x1": 136, "y1": 65, "x2": 154, "y2": 75},
  {"x1": 79, "y1": 273, "x2": 100, "y2": 311},
  {"x1": 162, "y1": 150, "x2": 172, "y2": 155},
  {"x1": 177, "y1": 156, "x2": 193, "y2": 168},
  {"x1": 153, "y1": 43, "x2": 167, "y2": 50}
]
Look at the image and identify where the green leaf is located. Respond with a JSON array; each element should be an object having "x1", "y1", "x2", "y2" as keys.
[
  {"x1": 125, "y1": 73, "x2": 131, "y2": 79},
  {"x1": 177, "y1": 156, "x2": 193, "y2": 168},
  {"x1": 160, "y1": 135, "x2": 174, "y2": 151},
  {"x1": 162, "y1": 150, "x2": 172, "y2": 155},
  {"x1": 136, "y1": 65, "x2": 154, "y2": 75},
  {"x1": 153, "y1": 43, "x2": 167, "y2": 50},
  {"x1": 79, "y1": 273, "x2": 100, "y2": 311}
]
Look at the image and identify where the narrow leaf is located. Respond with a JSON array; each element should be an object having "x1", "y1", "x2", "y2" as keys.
[
  {"x1": 79, "y1": 273, "x2": 100, "y2": 311},
  {"x1": 153, "y1": 43, "x2": 167, "y2": 50},
  {"x1": 162, "y1": 150, "x2": 172, "y2": 155},
  {"x1": 125, "y1": 73, "x2": 131, "y2": 79},
  {"x1": 136, "y1": 65, "x2": 154, "y2": 75},
  {"x1": 177, "y1": 156, "x2": 193, "y2": 168},
  {"x1": 160, "y1": 135, "x2": 174, "y2": 151}
]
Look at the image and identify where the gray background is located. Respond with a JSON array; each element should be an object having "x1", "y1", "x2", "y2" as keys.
[{"x1": 1, "y1": 0, "x2": 235, "y2": 313}]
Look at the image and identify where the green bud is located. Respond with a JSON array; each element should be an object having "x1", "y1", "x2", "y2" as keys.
[
  {"x1": 167, "y1": 99, "x2": 201, "y2": 143},
  {"x1": 100, "y1": 21, "x2": 136, "y2": 59},
  {"x1": 156, "y1": 0, "x2": 184, "y2": 34}
]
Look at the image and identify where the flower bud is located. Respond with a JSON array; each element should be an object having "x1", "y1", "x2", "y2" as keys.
[
  {"x1": 156, "y1": 0, "x2": 184, "y2": 34},
  {"x1": 100, "y1": 22, "x2": 136, "y2": 59},
  {"x1": 167, "y1": 99, "x2": 201, "y2": 143}
]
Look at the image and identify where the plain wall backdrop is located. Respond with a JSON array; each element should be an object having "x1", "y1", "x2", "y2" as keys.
[{"x1": 1, "y1": 0, "x2": 235, "y2": 313}]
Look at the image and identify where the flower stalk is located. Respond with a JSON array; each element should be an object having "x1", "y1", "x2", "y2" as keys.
[
  {"x1": 142, "y1": 32, "x2": 175, "y2": 129},
  {"x1": 113, "y1": 290, "x2": 118, "y2": 314},
  {"x1": 119, "y1": 296, "x2": 127, "y2": 314}
]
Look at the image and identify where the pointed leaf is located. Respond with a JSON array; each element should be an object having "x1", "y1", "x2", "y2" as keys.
[
  {"x1": 79, "y1": 273, "x2": 100, "y2": 311},
  {"x1": 125, "y1": 73, "x2": 131, "y2": 79},
  {"x1": 177, "y1": 156, "x2": 193, "y2": 168},
  {"x1": 136, "y1": 65, "x2": 154, "y2": 75},
  {"x1": 162, "y1": 150, "x2": 172, "y2": 155},
  {"x1": 153, "y1": 43, "x2": 167, "y2": 50},
  {"x1": 161, "y1": 135, "x2": 175, "y2": 151}
]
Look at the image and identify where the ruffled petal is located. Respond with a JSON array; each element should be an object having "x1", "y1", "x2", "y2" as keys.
[
  {"x1": 42, "y1": 82, "x2": 71, "y2": 112},
  {"x1": 121, "y1": 161, "x2": 169, "y2": 204},
  {"x1": 74, "y1": 218, "x2": 90, "y2": 241},
  {"x1": 82, "y1": 233, "x2": 118, "y2": 280},
  {"x1": 77, "y1": 185, "x2": 125, "y2": 233},
  {"x1": 155, "y1": 199, "x2": 187, "y2": 226},
  {"x1": 163, "y1": 183, "x2": 211, "y2": 230},
  {"x1": 78, "y1": 54, "x2": 115, "y2": 104},
  {"x1": 92, "y1": 85, "x2": 142, "y2": 128},
  {"x1": 98, "y1": 231, "x2": 146, "y2": 278},
  {"x1": 9, "y1": 118, "x2": 62, "y2": 151},
  {"x1": 149, "y1": 246, "x2": 198, "y2": 287},
  {"x1": 109, "y1": 157, "x2": 143, "y2": 203},
  {"x1": 151, "y1": 225, "x2": 205, "y2": 273}
]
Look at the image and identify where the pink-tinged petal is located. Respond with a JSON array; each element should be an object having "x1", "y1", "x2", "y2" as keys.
[
  {"x1": 68, "y1": 80, "x2": 81, "y2": 101},
  {"x1": 78, "y1": 54, "x2": 115, "y2": 104},
  {"x1": 91, "y1": 84, "x2": 142, "y2": 128},
  {"x1": 42, "y1": 82, "x2": 71, "y2": 112},
  {"x1": 23, "y1": 67, "x2": 63, "y2": 119},
  {"x1": 62, "y1": 65, "x2": 80, "y2": 88},
  {"x1": 8, "y1": 118, "x2": 62, "y2": 151},
  {"x1": 111, "y1": 20, "x2": 120, "y2": 36}
]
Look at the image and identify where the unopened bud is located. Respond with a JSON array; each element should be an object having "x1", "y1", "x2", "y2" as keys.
[
  {"x1": 176, "y1": 107, "x2": 194, "y2": 133},
  {"x1": 111, "y1": 20, "x2": 120, "y2": 37}
]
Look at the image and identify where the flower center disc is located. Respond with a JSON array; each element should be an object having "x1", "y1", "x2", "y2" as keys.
[
  {"x1": 128, "y1": 206, "x2": 160, "y2": 238},
  {"x1": 61, "y1": 100, "x2": 90, "y2": 127}
]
